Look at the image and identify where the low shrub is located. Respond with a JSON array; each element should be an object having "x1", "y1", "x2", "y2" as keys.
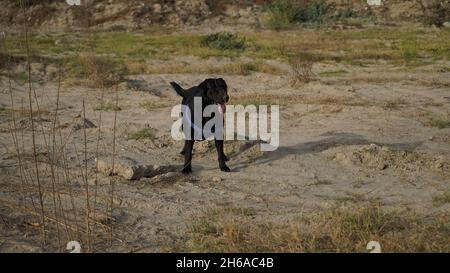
[{"x1": 200, "y1": 32, "x2": 246, "y2": 51}]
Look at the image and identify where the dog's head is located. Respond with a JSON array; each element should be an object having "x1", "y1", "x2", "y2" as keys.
[{"x1": 201, "y1": 78, "x2": 229, "y2": 114}]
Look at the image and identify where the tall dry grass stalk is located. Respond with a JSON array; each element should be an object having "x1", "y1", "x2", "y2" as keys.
[
  {"x1": 82, "y1": 100, "x2": 92, "y2": 252},
  {"x1": 109, "y1": 85, "x2": 119, "y2": 246},
  {"x1": 289, "y1": 53, "x2": 315, "y2": 86},
  {"x1": 92, "y1": 86, "x2": 105, "y2": 238},
  {"x1": 2, "y1": 3, "x2": 121, "y2": 252},
  {"x1": 20, "y1": 0, "x2": 46, "y2": 245},
  {"x1": 47, "y1": 64, "x2": 63, "y2": 251},
  {"x1": 2, "y1": 33, "x2": 28, "y2": 208}
]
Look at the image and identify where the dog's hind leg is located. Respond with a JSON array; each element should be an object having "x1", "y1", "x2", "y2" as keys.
[
  {"x1": 215, "y1": 139, "x2": 230, "y2": 172},
  {"x1": 182, "y1": 140, "x2": 194, "y2": 174}
]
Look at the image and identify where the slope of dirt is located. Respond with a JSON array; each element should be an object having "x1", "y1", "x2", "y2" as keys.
[{"x1": 1, "y1": 0, "x2": 449, "y2": 31}]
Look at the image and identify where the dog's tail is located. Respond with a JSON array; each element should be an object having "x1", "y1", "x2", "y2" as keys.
[{"x1": 170, "y1": 82, "x2": 185, "y2": 97}]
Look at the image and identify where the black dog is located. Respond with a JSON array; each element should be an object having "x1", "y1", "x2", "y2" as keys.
[{"x1": 170, "y1": 78, "x2": 230, "y2": 174}]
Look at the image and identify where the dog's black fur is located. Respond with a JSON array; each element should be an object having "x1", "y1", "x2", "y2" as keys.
[{"x1": 170, "y1": 78, "x2": 230, "y2": 174}]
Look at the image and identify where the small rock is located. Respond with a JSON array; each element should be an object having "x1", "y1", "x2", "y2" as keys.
[
  {"x1": 45, "y1": 64, "x2": 59, "y2": 80},
  {"x1": 73, "y1": 118, "x2": 96, "y2": 131},
  {"x1": 334, "y1": 152, "x2": 345, "y2": 160},
  {"x1": 377, "y1": 163, "x2": 388, "y2": 170},
  {"x1": 153, "y1": 3, "x2": 162, "y2": 13},
  {"x1": 443, "y1": 22, "x2": 450, "y2": 28},
  {"x1": 429, "y1": 136, "x2": 434, "y2": 141},
  {"x1": 368, "y1": 143, "x2": 379, "y2": 151},
  {"x1": 434, "y1": 155, "x2": 447, "y2": 169},
  {"x1": 212, "y1": 176, "x2": 222, "y2": 183},
  {"x1": 346, "y1": 86, "x2": 356, "y2": 92},
  {"x1": 30, "y1": 62, "x2": 44, "y2": 73}
]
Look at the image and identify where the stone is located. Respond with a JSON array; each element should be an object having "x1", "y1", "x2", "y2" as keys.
[
  {"x1": 96, "y1": 156, "x2": 177, "y2": 180},
  {"x1": 153, "y1": 3, "x2": 162, "y2": 13},
  {"x1": 73, "y1": 118, "x2": 96, "y2": 131},
  {"x1": 45, "y1": 64, "x2": 59, "y2": 80},
  {"x1": 367, "y1": 0, "x2": 381, "y2": 6},
  {"x1": 212, "y1": 176, "x2": 222, "y2": 183},
  {"x1": 122, "y1": 79, "x2": 161, "y2": 96}
]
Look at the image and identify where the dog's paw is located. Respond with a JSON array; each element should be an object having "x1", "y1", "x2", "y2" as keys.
[
  {"x1": 182, "y1": 166, "x2": 192, "y2": 174},
  {"x1": 220, "y1": 165, "x2": 231, "y2": 172}
]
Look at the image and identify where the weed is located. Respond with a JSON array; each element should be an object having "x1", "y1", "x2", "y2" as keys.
[
  {"x1": 382, "y1": 98, "x2": 407, "y2": 110},
  {"x1": 200, "y1": 32, "x2": 246, "y2": 51},
  {"x1": 319, "y1": 69, "x2": 348, "y2": 77},
  {"x1": 139, "y1": 100, "x2": 170, "y2": 110},
  {"x1": 128, "y1": 127, "x2": 156, "y2": 141},
  {"x1": 94, "y1": 101, "x2": 122, "y2": 112},
  {"x1": 424, "y1": 116, "x2": 450, "y2": 129},
  {"x1": 264, "y1": 0, "x2": 330, "y2": 29},
  {"x1": 433, "y1": 191, "x2": 450, "y2": 206},
  {"x1": 289, "y1": 52, "x2": 316, "y2": 86},
  {"x1": 68, "y1": 53, "x2": 127, "y2": 87},
  {"x1": 178, "y1": 205, "x2": 450, "y2": 252}
]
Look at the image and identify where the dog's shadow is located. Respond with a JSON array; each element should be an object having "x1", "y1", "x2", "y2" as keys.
[{"x1": 231, "y1": 132, "x2": 424, "y2": 172}]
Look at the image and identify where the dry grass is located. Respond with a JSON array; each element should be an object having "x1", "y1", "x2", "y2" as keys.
[
  {"x1": 139, "y1": 100, "x2": 171, "y2": 110},
  {"x1": 69, "y1": 53, "x2": 127, "y2": 88},
  {"x1": 319, "y1": 69, "x2": 349, "y2": 77},
  {"x1": 132, "y1": 61, "x2": 283, "y2": 76},
  {"x1": 433, "y1": 191, "x2": 450, "y2": 206},
  {"x1": 94, "y1": 101, "x2": 122, "y2": 112},
  {"x1": 4, "y1": 27, "x2": 448, "y2": 80},
  {"x1": 0, "y1": 13, "x2": 119, "y2": 252},
  {"x1": 128, "y1": 127, "x2": 156, "y2": 141},
  {"x1": 231, "y1": 93, "x2": 369, "y2": 108},
  {"x1": 231, "y1": 93, "x2": 292, "y2": 107},
  {"x1": 0, "y1": 107, "x2": 51, "y2": 118},
  {"x1": 178, "y1": 205, "x2": 450, "y2": 253},
  {"x1": 382, "y1": 98, "x2": 408, "y2": 110},
  {"x1": 424, "y1": 115, "x2": 450, "y2": 129},
  {"x1": 289, "y1": 53, "x2": 316, "y2": 86}
]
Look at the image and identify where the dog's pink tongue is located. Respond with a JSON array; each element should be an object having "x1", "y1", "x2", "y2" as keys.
[{"x1": 218, "y1": 104, "x2": 226, "y2": 114}]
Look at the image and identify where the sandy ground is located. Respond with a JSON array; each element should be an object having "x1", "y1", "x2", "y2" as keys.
[{"x1": 0, "y1": 59, "x2": 449, "y2": 252}]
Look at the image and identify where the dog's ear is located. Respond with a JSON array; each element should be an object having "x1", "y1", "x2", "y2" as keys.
[
  {"x1": 217, "y1": 78, "x2": 227, "y2": 89},
  {"x1": 199, "y1": 79, "x2": 215, "y2": 101},
  {"x1": 199, "y1": 78, "x2": 213, "y2": 91},
  {"x1": 206, "y1": 78, "x2": 216, "y2": 90}
]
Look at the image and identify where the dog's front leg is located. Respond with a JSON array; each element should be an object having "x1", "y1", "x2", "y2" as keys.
[
  {"x1": 215, "y1": 139, "x2": 230, "y2": 172},
  {"x1": 180, "y1": 142, "x2": 187, "y2": 155},
  {"x1": 182, "y1": 140, "x2": 194, "y2": 174}
]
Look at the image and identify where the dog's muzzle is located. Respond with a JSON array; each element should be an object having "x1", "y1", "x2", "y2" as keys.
[{"x1": 218, "y1": 103, "x2": 226, "y2": 114}]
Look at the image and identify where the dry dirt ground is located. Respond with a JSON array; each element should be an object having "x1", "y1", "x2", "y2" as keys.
[{"x1": 0, "y1": 48, "x2": 449, "y2": 252}]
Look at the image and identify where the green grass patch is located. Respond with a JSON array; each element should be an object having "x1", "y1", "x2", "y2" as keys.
[
  {"x1": 139, "y1": 100, "x2": 171, "y2": 110},
  {"x1": 200, "y1": 32, "x2": 246, "y2": 51},
  {"x1": 128, "y1": 127, "x2": 156, "y2": 141},
  {"x1": 319, "y1": 69, "x2": 348, "y2": 77},
  {"x1": 382, "y1": 98, "x2": 407, "y2": 110},
  {"x1": 230, "y1": 93, "x2": 288, "y2": 107},
  {"x1": 424, "y1": 116, "x2": 450, "y2": 129},
  {"x1": 264, "y1": 0, "x2": 330, "y2": 27},
  {"x1": 94, "y1": 101, "x2": 121, "y2": 112},
  {"x1": 3, "y1": 27, "x2": 449, "y2": 81},
  {"x1": 433, "y1": 191, "x2": 450, "y2": 206}
]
